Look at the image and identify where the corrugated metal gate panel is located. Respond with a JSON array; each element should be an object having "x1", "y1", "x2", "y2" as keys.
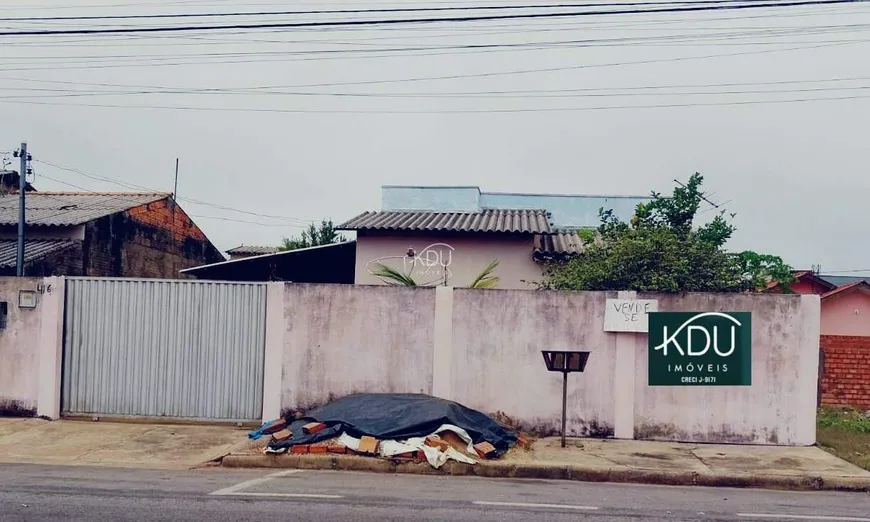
[{"x1": 62, "y1": 278, "x2": 266, "y2": 422}]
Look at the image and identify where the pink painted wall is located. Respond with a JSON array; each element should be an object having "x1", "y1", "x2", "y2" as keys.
[
  {"x1": 354, "y1": 234, "x2": 543, "y2": 290},
  {"x1": 274, "y1": 285, "x2": 821, "y2": 445},
  {"x1": 788, "y1": 279, "x2": 831, "y2": 295},
  {"x1": 821, "y1": 291, "x2": 870, "y2": 336},
  {"x1": 0, "y1": 277, "x2": 44, "y2": 415}
]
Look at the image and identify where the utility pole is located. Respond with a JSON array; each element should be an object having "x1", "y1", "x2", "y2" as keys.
[{"x1": 13, "y1": 142, "x2": 30, "y2": 277}]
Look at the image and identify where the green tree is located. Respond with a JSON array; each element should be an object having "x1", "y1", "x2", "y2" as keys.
[
  {"x1": 542, "y1": 173, "x2": 793, "y2": 293},
  {"x1": 279, "y1": 219, "x2": 346, "y2": 251}
]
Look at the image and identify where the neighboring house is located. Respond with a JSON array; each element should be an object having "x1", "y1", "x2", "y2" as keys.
[
  {"x1": 818, "y1": 281, "x2": 870, "y2": 337},
  {"x1": 0, "y1": 171, "x2": 35, "y2": 194},
  {"x1": 338, "y1": 185, "x2": 651, "y2": 290},
  {"x1": 182, "y1": 242, "x2": 355, "y2": 283},
  {"x1": 0, "y1": 191, "x2": 224, "y2": 278},
  {"x1": 767, "y1": 270, "x2": 870, "y2": 336},
  {"x1": 226, "y1": 245, "x2": 279, "y2": 260}
]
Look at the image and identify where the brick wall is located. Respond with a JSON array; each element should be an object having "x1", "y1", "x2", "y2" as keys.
[
  {"x1": 82, "y1": 197, "x2": 224, "y2": 279},
  {"x1": 8, "y1": 198, "x2": 223, "y2": 278},
  {"x1": 26, "y1": 243, "x2": 85, "y2": 277},
  {"x1": 820, "y1": 335, "x2": 870, "y2": 409}
]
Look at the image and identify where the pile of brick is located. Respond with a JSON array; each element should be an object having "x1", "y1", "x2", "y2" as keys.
[{"x1": 256, "y1": 417, "x2": 503, "y2": 464}]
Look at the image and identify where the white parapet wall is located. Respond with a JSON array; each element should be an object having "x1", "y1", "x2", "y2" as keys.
[{"x1": 271, "y1": 284, "x2": 820, "y2": 446}]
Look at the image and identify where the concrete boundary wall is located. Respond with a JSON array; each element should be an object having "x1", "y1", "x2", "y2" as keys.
[
  {"x1": 0, "y1": 276, "x2": 65, "y2": 418},
  {"x1": 631, "y1": 292, "x2": 819, "y2": 446},
  {"x1": 271, "y1": 284, "x2": 820, "y2": 446},
  {"x1": 3, "y1": 278, "x2": 818, "y2": 446},
  {"x1": 276, "y1": 284, "x2": 436, "y2": 416}
]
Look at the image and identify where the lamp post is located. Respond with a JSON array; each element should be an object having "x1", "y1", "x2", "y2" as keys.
[{"x1": 541, "y1": 350, "x2": 590, "y2": 448}]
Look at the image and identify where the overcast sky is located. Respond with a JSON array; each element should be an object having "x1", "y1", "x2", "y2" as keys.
[{"x1": 1, "y1": 0, "x2": 868, "y2": 274}]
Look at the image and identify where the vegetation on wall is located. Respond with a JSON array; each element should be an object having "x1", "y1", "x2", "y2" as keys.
[
  {"x1": 542, "y1": 173, "x2": 794, "y2": 293},
  {"x1": 279, "y1": 219, "x2": 346, "y2": 251}
]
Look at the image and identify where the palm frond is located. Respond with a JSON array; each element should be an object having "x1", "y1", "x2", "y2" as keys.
[
  {"x1": 470, "y1": 259, "x2": 500, "y2": 289},
  {"x1": 371, "y1": 263, "x2": 418, "y2": 287}
]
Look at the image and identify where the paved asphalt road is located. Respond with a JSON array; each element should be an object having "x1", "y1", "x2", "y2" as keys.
[{"x1": 0, "y1": 463, "x2": 868, "y2": 521}]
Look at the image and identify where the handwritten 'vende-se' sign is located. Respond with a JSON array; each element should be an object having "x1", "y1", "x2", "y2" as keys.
[{"x1": 604, "y1": 299, "x2": 658, "y2": 333}]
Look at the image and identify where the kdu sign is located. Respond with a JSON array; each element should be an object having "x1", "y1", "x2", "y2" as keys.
[{"x1": 648, "y1": 312, "x2": 752, "y2": 386}]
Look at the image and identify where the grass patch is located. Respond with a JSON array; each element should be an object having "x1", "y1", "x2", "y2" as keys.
[{"x1": 817, "y1": 407, "x2": 870, "y2": 470}]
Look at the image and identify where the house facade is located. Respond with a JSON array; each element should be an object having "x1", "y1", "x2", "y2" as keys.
[
  {"x1": 338, "y1": 186, "x2": 651, "y2": 290},
  {"x1": 767, "y1": 271, "x2": 870, "y2": 336},
  {"x1": 0, "y1": 192, "x2": 224, "y2": 278}
]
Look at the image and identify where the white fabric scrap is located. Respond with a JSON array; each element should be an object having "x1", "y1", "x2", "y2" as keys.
[
  {"x1": 337, "y1": 432, "x2": 362, "y2": 452},
  {"x1": 335, "y1": 428, "x2": 480, "y2": 469},
  {"x1": 428, "y1": 424, "x2": 477, "y2": 454}
]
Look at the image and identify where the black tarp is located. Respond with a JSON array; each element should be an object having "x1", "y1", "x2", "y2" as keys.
[{"x1": 265, "y1": 393, "x2": 518, "y2": 456}]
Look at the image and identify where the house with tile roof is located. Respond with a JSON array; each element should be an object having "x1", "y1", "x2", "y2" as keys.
[
  {"x1": 337, "y1": 186, "x2": 651, "y2": 289},
  {"x1": 0, "y1": 191, "x2": 224, "y2": 278},
  {"x1": 766, "y1": 270, "x2": 870, "y2": 336},
  {"x1": 182, "y1": 185, "x2": 648, "y2": 286}
]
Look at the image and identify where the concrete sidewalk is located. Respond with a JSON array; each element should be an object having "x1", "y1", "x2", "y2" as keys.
[
  {"x1": 3, "y1": 417, "x2": 868, "y2": 492},
  {"x1": 222, "y1": 436, "x2": 870, "y2": 492},
  {"x1": 0, "y1": 417, "x2": 245, "y2": 470}
]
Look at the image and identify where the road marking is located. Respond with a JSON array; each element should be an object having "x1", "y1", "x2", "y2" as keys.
[
  {"x1": 473, "y1": 501, "x2": 599, "y2": 511},
  {"x1": 209, "y1": 470, "x2": 303, "y2": 496},
  {"x1": 738, "y1": 514, "x2": 870, "y2": 521},
  {"x1": 213, "y1": 492, "x2": 344, "y2": 499}
]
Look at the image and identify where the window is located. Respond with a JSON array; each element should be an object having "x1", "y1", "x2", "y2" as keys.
[{"x1": 0, "y1": 302, "x2": 7, "y2": 329}]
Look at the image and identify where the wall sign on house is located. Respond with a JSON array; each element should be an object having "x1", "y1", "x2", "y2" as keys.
[
  {"x1": 604, "y1": 298, "x2": 658, "y2": 333},
  {"x1": 366, "y1": 243, "x2": 455, "y2": 286},
  {"x1": 648, "y1": 312, "x2": 752, "y2": 386}
]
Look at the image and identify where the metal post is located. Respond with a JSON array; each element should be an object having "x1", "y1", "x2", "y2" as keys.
[
  {"x1": 16, "y1": 142, "x2": 27, "y2": 277},
  {"x1": 173, "y1": 158, "x2": 179, "y2": 200},
  {"x1": 561, "y1": 370, "x2": 568, "y2": 448}
]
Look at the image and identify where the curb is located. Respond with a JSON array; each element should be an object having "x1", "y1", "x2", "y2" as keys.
[{"x1": 219, "y1": 454, "x2": 870, "y2": 492}]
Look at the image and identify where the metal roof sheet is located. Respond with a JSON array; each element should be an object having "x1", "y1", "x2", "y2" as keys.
[
  {"x1": 0, "y1": 192, "x2": 169, "y2": 227},
  {"x1": 533, "y1": 231, "x2": 588, "y2": 259},
  {"x1": 339, "y1": 209, "x2": 552, "y2": 234},
  {"x1": 226, "y1": 245, "x2": 280, "y2": 256},
  {"x1": 819, "y1": 274, "x2": 870, "y2": 287},
  {"x1": 0, "y1": 239, "x2": 78, "y2": 268}
]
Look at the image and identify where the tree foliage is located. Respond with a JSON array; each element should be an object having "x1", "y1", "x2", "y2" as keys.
[
  {"x1": 279, "y1": 219, "x2": 346, "y2": 251},
  {"x1": 542, "y1": 173, "x2": 793, "y2": 293}
]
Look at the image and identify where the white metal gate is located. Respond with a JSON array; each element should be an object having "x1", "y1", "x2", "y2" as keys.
[{"x1": 62, "y1": 278, "x2": 267, "y2": 422}]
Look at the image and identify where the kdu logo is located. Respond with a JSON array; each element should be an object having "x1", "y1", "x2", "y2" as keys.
[
  {"x1": 652, "y1": 312, "x2": 742, "y2": 357},
  {"x1": 648, "y1": 311, "x2": 752, "y2": 387}
]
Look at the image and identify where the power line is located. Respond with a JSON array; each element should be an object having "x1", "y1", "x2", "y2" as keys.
[
  {"x1": 2, "y1": 23, "x2": 866, "y2": 65},
  {"x1": 189, "y1": 214, "x2": 308, "y2": 228},
  {"x1": 0, "y1": 38, "x2": 858, "y2": 90},
  {"x1": 0, "y1": 0, "x2": 864, "y2": 37},
  {"x1": 34, "y1": 158, "x2": 315, "y2": 225},
  {"x1": 34, "y1": 170, "x2": 307, "y2": 228},
  {"x1": 3, "y1": 4, "x2": 864, "y2": 48},
  {"x1": 10, "y1": 91, "x2": 870, "y2": 114},
  {"x1": 6, "y1": 73, "x2": 870, "y2": 100},
  {"x1": 5, "y1": 82, "x2": 870, "y2": 101},
  {"x1": 0, "y1": 1, "x2": 775, "y2": 22}
]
